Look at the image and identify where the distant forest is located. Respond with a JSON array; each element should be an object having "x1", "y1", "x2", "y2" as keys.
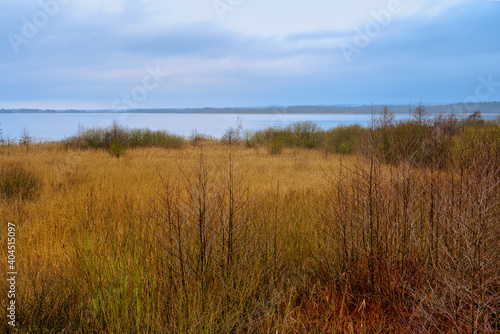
[{"x1": 1, "y1": 102, "x2": 499, "y2": 114}]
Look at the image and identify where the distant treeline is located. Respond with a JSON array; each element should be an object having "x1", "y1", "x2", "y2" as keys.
[{"x1": 2, "y1": 101, "x2": 500, "y2": 114}]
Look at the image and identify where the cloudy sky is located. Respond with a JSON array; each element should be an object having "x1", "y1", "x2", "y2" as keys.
[{"x1": 0, "y1": 0, "x2": 499, "y2": 109}]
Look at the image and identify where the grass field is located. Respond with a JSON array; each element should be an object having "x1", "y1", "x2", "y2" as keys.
[{"x1": 1, "y1": 116, "x2": 500, "y2": 333}]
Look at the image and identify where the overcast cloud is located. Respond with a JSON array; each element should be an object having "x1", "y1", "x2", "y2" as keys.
[{"x1": 0, "y1": 0, "x2": 498, "y2": 109}]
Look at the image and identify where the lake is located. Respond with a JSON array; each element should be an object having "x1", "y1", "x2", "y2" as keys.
[{"x1": 1, "y1": 112, "x2": 499, "y2": 141}]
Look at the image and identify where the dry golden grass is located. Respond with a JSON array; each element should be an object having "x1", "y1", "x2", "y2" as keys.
[
  {"x1": 1, "y1": 138, "x2": 499, "y2": 333},
  {"x1": 0, "y1": 142, "x2": 345, "y2": 332}
]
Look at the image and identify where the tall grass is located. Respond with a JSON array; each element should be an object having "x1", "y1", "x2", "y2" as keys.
[
  {"x1": 1, "y1": 111, "x2": 499, "y2": 332},
  {"x1": 0, "y1": 163, "x2": 41, "y2": 200}
]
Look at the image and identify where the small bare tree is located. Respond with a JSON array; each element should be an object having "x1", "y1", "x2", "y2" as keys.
[
  {"x1": 221, "y1": 125, "x2": 242, "y2": 146},
  {"x1": 413, "y1": 102, "x2": 429, "y2": 125},
  {"x1": 21, "y1": 127, "x2": 31, "y2": 153}
]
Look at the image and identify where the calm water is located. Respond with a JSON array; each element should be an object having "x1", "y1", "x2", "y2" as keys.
[{"x1": 1, "y1": 113, "x2": 499, "y2": 141}]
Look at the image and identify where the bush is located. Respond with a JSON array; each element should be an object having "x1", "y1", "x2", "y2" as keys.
[
  {"x1": 286, "y1": 121, "x2": 321, "y2": 148},
  {"x1": 129, "y1": 128, "x2": 143, "y2": 147},
  {"x1": 109, "y1": 136, "x2": 126, "y2": 158},
  {"x1": 361, "y1": 106, "x2": 457, "y2": 168},
  {"x1": 85, "y1": 128, "x2": 104, "y2": 149},
  {"x1": 243, "y1": 130, "x2": 257, "y2": 148},
  {"x1": 267, "y1": 136, "x2": 284, "y2": 155},
  {"x1": 325, "y1": 124, "x2": 363, "y2": 154},
  {"x1": 0, "y1": 164, "x2": 41, "y2": 200},
  {"x1": 65, "y1": 123, "x2": 185, "y2": 151},
  {"x1": 454, "y1": 123, "x2": 500, "y2": 169},
  {"x1": 152, "y1": 131, "x2": 184, "y2": 149},
  {"x1": 389, "y1": 121, "x2": 430, "y2": 164},
  {"x1": 102, "y1": 121, "x2": 128, "y2": 149}
]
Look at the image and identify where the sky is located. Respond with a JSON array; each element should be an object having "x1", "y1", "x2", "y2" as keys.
[{"x1": 0, "y1": 0, "x2": 499, "y2": 109}]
